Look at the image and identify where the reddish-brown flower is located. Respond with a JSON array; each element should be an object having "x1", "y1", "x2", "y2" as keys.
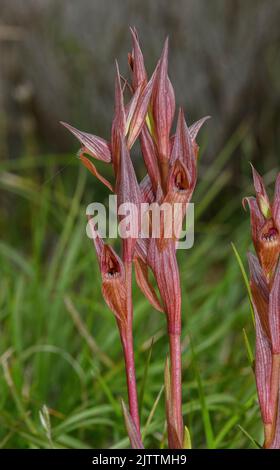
[
  {"x1": 244, "y1": 166, "x2": 280, "y2": 280},
  {"x1": 62, "y1": 27, "x2": 209, "y2": 450},
  {"x1": 128, "y1": 29, "x2": 209, "y2": 199},
  {"x1": 245, "y1": 167, "x2": 280, "y2": 448}
]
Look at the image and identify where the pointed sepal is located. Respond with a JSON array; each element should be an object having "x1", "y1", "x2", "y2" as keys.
[
  {"x1": 80, "y1": 153, "x2": 113, "y2": 191},
  {"x1": 139, "y1": 126, "x2": 161, "y2": 194},
  {"x1": 170, "y1": 109, "x2": 196, "y2": 189},
  {"x1": 134, "y1": 257, "x2": 164, "y2": 313},
  {"x1": 189, "y1": 116, "x2": 211, "y2": 142},
  {"x1": 126, "y1": 78, "x2": 154, "y2": 149},
  {"x1": 251, "y1": 165, "x2": 271, "y2": 219},
  {"x1": 60, "y1": 122, "x2": 111, "y2": 162},
  {"x1": 111, "y1": 61, "x2": 126, "y2": 171},
  {"x1": 128, "y1": 27, "x2": 147, "y2": 89},
  {"x1": 151, "y1": 38, "x2": 175, "y2": 161},
  {"x1": 116, "y1": 136, "x2": 141, "y2": 262}
]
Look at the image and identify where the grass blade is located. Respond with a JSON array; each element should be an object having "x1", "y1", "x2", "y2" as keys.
[
  {"x1": 139, "y1": 337, "x2": 154, "y2": 418},
  {"x1": 190, "y1": 340, "x2": 215, "y2": 449},
  {"x1": 231, "y1": 242, "x2": 255, "y2": 327}
]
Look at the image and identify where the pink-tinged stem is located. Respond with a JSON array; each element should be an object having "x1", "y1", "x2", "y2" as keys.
[
  {"x1": 271, "y1": 354, "x2": 280, "y2": 423},
  {"x1": 264, "y1": 423, "x2": 273, "y2": 449},
  {"x1": 122, "y1": 261, "x2": 141, "y2": 433},
  {"x1": 169, "y1": 332, "x2": 183, "y2": 444},
  {"x1": 122, "y1": 329, "x2": 140, "y2": 432},
  {"x1": 264, "y1": 353, "x2": 280, "y2": 448}
]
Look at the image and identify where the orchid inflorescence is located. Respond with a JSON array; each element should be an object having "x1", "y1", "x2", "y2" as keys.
[
  {"x1": 60, "y1": 26, "x2": 280, "y2": 451},
  {"x1": 244, "y1": 166, "x2": 280, "y2": 448},
  {"x1": 61, "y1": 27, "x2": 208, "y2": 449}
]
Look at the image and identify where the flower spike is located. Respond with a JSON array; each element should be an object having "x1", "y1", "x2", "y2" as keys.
[
  {"x1": 244, "y1": 169, "x2": 280, "y2": 280},
  {"x1": 245, "y1": 168, "x2": 280, "y2": 448},
  {"x1": 63, "y1": 27, "x2": 209, "y2": 449}
]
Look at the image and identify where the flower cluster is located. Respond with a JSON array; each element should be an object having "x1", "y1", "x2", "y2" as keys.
[
  {"x1": 244, "y1": 166, "x2": 280, "y2": 448},
  {"x1": 62, "y1": 28, "x2": 208, "y2": 449}
]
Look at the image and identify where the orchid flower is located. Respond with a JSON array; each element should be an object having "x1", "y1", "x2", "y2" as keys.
[
  {"x1": 61, "y1": 59, "x2": 150, "y2": 448},
  {"x1": 244, "y1": 166, "x2": 280, "y2": 448},
  {"x1": 129, "y1": 29, "x2": 209, "y2": 448},
  {"x1": 61, "y1": 27, "x2": 209, "y2": 449}
]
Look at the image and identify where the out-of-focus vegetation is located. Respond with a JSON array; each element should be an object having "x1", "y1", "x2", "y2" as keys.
[
  {"x1": 0, "y1": 0, "x2": 280, "y2": 449},
  {"x1": 1, "y1": 0, "x2": 280, "y2": 170}
]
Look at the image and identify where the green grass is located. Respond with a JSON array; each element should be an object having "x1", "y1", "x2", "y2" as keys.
[{"x1": 0, "y1": 125, "x2": 275, "y2": 449}]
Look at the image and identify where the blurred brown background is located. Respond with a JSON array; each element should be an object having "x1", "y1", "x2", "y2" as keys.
[{"x1": 1, "y1": 0, "x2": 280, "y2": 173}]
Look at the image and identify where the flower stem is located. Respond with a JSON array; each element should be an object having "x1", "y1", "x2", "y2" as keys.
[
  {"x1": 169, "y1": 332, "x2": 183, "y2": 444},
  {"x1": 263, "y1": 353, "x2": 280, "y2": 448},
  {"x1": 122, "y1": 329, "x2": 140, "y2": 432},
  {"x1": 122, "y1": 261, "x2": 141, "y2": 433},
  {"x1": 264, "y1": 423, "x2": 273, "y2": 449},
  {"x1": 271, "y1": 354, "x2": 280, "y2": 421}
]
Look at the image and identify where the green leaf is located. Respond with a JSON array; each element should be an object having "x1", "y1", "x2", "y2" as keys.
[
  {"x1": 231, "y1": 242, "x2": 255, "y2": 327},
  {"x1": 237, "y1": 425, "x2": 261, "y2": 448},
  {"x1": 190, "y1": 340, "x2": 215, "y2": 449},
  {"x1": 242, "y1": 328, "x2": 254, "y2": 368},
  {"x1": 183, "y1": 425, "x2": 192, "y2": 449},
  {"x1": 142, "y1": 385, "x2": 164, "y2": 440},
  {"x1": 139, "y1": 337, "x2": 154, "y2": 418}
]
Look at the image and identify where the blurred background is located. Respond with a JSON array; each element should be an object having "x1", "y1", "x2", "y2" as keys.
[{"x1": 1, "y1": 0, "x2": 280, "y2": 449}]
